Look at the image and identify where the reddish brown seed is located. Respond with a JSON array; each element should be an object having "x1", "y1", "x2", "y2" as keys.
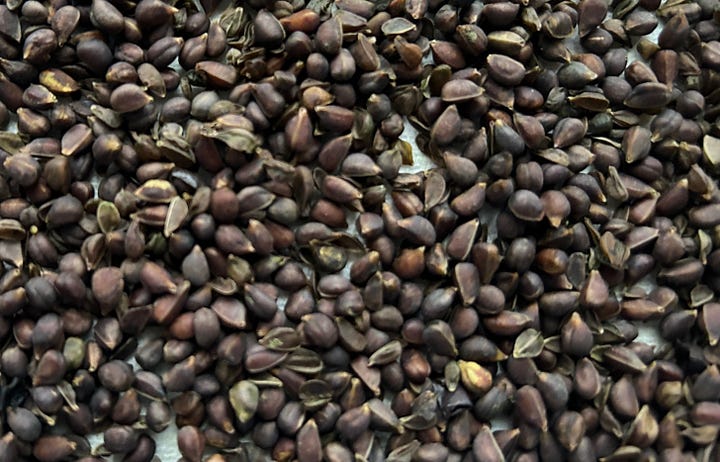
[
  {"x1": 92, "y1": 267, "x2": 124, "y2": 311},
  {"x1": 33, "y1": 435, "x2": 77, "y2": 462},
  {"x1": 280, "y1": 9, "x2": 321, "y2": 32},
  {"x1": 196, "y1": 61, "x2": 237, "y2": 88}
]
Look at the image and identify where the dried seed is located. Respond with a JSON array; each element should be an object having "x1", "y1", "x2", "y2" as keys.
[
  {"x1": 486, "y1": 54, "x2": 525, "y2": 86},
  {"x1": 110, "y1": 83, "x2": 153, "y2": 113}
]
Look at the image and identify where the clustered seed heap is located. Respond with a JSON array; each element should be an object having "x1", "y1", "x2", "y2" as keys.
[{"x1": 1, "y1": 0, "x2": 720, "y2": 460}]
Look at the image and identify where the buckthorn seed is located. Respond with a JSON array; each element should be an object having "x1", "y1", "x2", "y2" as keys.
[{"x1": 0, "y1": 0, "x2": 716, "y2": 459}]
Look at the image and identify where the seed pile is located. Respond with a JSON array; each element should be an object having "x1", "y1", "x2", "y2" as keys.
[{"x1": 1, "y1": 0, "x2": 720, "y2": 460}]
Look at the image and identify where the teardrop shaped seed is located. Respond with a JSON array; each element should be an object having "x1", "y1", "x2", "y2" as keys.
[
  {"x1": 441, "y1": 79, "x2": 483, "y2": 102},
  {"x1": 486, "y1": 54, "x2": 525, "y2": 86},
  {"x1": 624, "y1": 82, "x2": 672, "y2": 110},
  {"x1": 110, "y1": 83, "x2": 153, "y2": 113}
]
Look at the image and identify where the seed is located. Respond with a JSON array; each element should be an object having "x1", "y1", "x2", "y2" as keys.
[
  {"x1": 104, "y1": 425, "x2": 139, "y2": 454},
  {"x1": 430, "y1": 40, "x2": 466, "y2": 69},
  {"x1": 196, "y1": 61, "x2": 237, "y2": 88},
  {"x1": 553, "y1": 117, "x2": 587, "y2": 148},
  {"x1": 558, "y1": 61, "x2": 598, "y2": 89},
  {"x1": 543, "y1": 11, "x2": 574, "y2": 39},
  {"x1": 561, "y1": 313, "x2": 594, "y2": 357},
  {"x1": 316, "y1": 16, "x2": 343, "y2": 55},
  {"x1": 22, "y1": 83, "x2": 56, "y2": 109},
  {"x1": 75, "y1": 39, "x2": 113, "y2": 76},
  {"x1": 441, "y1": 79, "x2": 483, "y2": 102},
  {"x1": 296, "y1": 419, "x2": 322, "y2": 462},
  {"x1": 3, "y1": 153, "x2": 40, "y2": 187},
  {"x1": 110, "y1": 83, "x2": 153, "y2": 113},
  {"x1": 472, "y1": 425, "x2": 505, "y2": 462},
  {"x1": 555, "y1": 411, "x2": 586, "y2": 451},
  {"x1": 7, "y1": 407, "x2": 42, "y2": 442},
  {"x1": 98, "y1": 360, "x2": 134, "y2": 392},
  {"x1": 624, "y1": 82, "x2": 672, "y2": 110},
  {"x1": 508, "y1": 189, "x2": 544, "y2": 222},
  {"x1": 90, "y1": 0, "x2": 124, "y2": 34},
  {"x1": 457, "y1": 359, "x2": 492, "y2": 395},
  {"x1": 146, "y1": 37, "x2": 184, "y2": 69},
  {"x1": 487, "y1": 54, "x2": 526, "y2": 86},
  {"x1": 603, "y1": 346, "x2": 647, "y2": 374},
  {"x1": 516, "y1": 385, "x2": 548, "y2": 431},
  {"x1": 178, "y1": 426, "x2": 205, "y2": 462},
  {"x1": 336, "y1": 404, "x2": 371, "y2": 440},
  {"x1": 23, "y1": 28, "x2": 57, "y2": 65},
  {"x1": 33, "y1": 435, "x2": 77, "y2": 462},
  {"x1": 578, "y1": 0, "x2": 608, "y2": 36},
  {"x1": 513, "y1": 328, "x2": 544, "y2": 359},
  {"x1": 573, "y1": 358, "x2": 601, "y2": 399}
]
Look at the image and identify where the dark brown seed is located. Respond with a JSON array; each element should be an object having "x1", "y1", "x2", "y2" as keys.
[
  {"x1": 553, "y1": 118, "x2": 587, "y2": 148},
  {"x1": 574, "y1": 358, "x2": 601, "y2": 399},
  {"x1": 23, "y1": 28, "x2": 57, "y2": 65},
  {"x1": 658, "y1": 12, "x2": 690, "y2": 49},
  {"x1": 296, "y1": 419, "x2": 322, "y2": 462},
  {"x1": 622, "y1": 126, "x2": 652, "y2": 163},
  {"x1": 429, "y1": 104, "x2": 461, "y2": 146},
  {"x1": 316, "y1": 16, "x2": 343, "y2": 55},
  {"x1": 624, "y1": 82, "x2": 672, "y2": 110},
  {"x1": 22, "y1": 84, "x2": 56, "y2": 110},
  {"x1": 508, "y1": 189, "x2": 544, "y2": 222},
  {"x1": 558, "y1": 62, "x2": 598, "y2": 89},
  {"x1": 286, "y1": 107, "x2": 313, "y2": 153},
  {"x1": 516, "y1": 385, "x2": 547, "y2": 431},
  {"x1": 543, "y1": 11, "x2": 574, "y2": 39},
  {"x1": 487, "y1": 54, "x2": 525, "y2": 86},
  {"x1": 578, "y1": 0, "x2": 608, "y2": 36},
  {"x1": 3, "y1": 154, "x2": 39, "y2": 187},
  {"x1": 104, "y1": 425, "x2": 139, "y2": 454},
  {"x1": 603, "y1": 346, "x2": 647, "y2": 374},
  {"x1": 178, "y1": 426, "x2": 205, "y2": 462},
  {"x1": 110, "y1": 84, "x2": 153, "y2": 113},
  {"x1": 137, "y1": 63, "x2": 166, "y2": 97},
  {"x1": 7, "y1": 407, "x2": 41, "y2": 442},
  {"x1": 430, "y1": 40, "x2": 466, "y2": 69},
  {"x1": 99, "y1": 360, "x2": 134, "y2": 392},
  {"x1": 49, "y1": 6, "x2": 79, "y2": 46},
  {"x1": 441, "y1": 79, "x2": 483, "y2": 102},
  {"x1": 397, "y1": 215, "x2": 436, "y2": 246},
  {"x1": 561, "y1": 312, "x2": 593, "y2": 357},
  {"x1": 90, "y1": 0, "x2": 124, "y2": 34},
  {"x1": 555, "y1": 411, "x2": 586, "y2": 451},
  {"x1": 254, "y1": 9, "x2": 285, "y2": 45},
  {"x1": 146, "y1": 37, "x2": 183, "y2": 69},
  {"x1": 689, "y1": 204, "x2": 720, "y2": 228}
]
